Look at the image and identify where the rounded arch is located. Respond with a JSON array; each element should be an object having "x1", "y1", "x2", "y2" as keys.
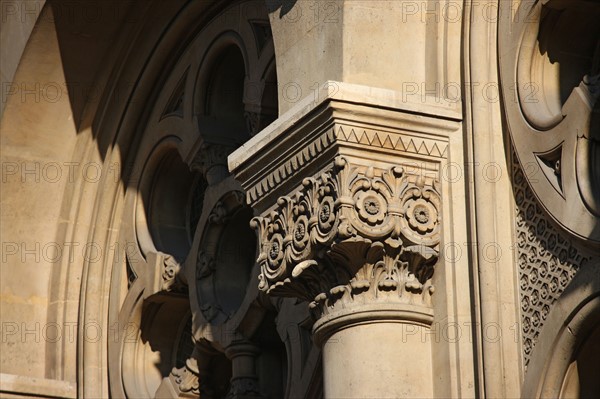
[
  {"x1": 194, "y1": 30, "x2": 251, "y2": 116},
  {"x1": 195, "y1": 38, "x2": 250, "y2": 145},
  {"x1": 498, "y1": 0, "x2": 600, "y2": 246},
  {"x1": 68, "y1": 1, "x2": 288, "y2": 398}
]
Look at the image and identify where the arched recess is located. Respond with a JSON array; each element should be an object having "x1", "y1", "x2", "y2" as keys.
[
  {"x1": 522, "y1": 261, "x2": 600, "y2": 398},
  {"x1": 45, "y1": 0, "x2": 325, "y2": 398},
  {"x1": 100, "y1": 2, "x2": 277, "y2": 398}
]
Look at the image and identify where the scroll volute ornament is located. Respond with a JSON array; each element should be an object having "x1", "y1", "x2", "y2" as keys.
[
  {"x1": 499, "y1": 0, "x2": 600, "y2": 246},
  {"x1": 251, "y1": 156, "x2": 441, "y2": 316}
]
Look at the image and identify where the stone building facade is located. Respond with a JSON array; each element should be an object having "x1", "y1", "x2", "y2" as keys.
[{"x1": 0, "y1": 0, "x2": 598, "y2": 398}]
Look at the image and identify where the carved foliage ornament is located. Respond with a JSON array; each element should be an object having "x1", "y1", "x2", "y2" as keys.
[
  {"x1": 172, "y1": 357, "x2": 200, "y2": 396},
  {"x1": 251, "y1": 157, "x2": 441, "y2": 314}
]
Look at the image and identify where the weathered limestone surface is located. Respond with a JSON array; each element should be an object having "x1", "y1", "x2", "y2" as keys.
[
  {"x1": 0, "y1": 0, "x2": 45, "y2": 120},
  {"x1": 1, "y1": 0, "x2": 599, "y2": 398},
  {"x1": 1, "y1": 4, "x2": 76, "y2": 381}
]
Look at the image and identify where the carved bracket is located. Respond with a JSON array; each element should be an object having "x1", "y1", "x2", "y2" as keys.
[{"x1": 172, "y1": 357, "x2": 201, "y2": 397}]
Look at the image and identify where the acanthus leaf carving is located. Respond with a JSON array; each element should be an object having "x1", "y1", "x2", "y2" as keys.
[{"x1": 252, "y1": 156, "x2": 441, "y2": 316}]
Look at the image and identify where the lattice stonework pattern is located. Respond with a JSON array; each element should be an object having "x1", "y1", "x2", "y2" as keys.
[{"x1": 512, "y1": 152, "x2": 590, "y2": 366}]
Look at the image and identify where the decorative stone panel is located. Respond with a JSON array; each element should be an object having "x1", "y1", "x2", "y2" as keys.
[{"x1": 512, "y1": 151, "x2": 591, "y2": 366}]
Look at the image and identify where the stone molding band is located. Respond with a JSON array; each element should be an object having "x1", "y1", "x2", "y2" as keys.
[{"x1": 312, "y1": 302, "x2": 434, "y2": 346}]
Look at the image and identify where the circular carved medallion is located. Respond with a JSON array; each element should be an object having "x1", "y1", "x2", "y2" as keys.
[{"x1": 499, "y1": 0, "x2": 600, "y2": 245}]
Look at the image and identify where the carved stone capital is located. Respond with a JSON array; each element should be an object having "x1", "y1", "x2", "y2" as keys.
[
  {"x1": 231, "y1": 83, "x2": 458, "y2": 331},
  {"x1": 191, "y1": 143, "x2": 236, "y2": 185},
  {"x1": 250, "y1": 157, "x2": 440, "y2": 320}
]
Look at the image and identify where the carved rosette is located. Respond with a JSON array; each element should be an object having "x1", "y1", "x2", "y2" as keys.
[{"x1": 251, "y1": 156, "x2": 441, "y2": 317}]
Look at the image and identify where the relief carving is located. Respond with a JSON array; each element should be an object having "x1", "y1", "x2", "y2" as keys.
[
  {"x1": 162, "y1": 254, "x2": 187, "y2": 293},
  {"x1": 251, "y1": 156, "x2": 441, "y2": 316},
  {"x1": 172, "y1": 357, "x2": 200, "y2": 397},
  {"x1": 512, "y1": 152, "x2": 591, "y2": 366},
  {"x1": 192, "y1": 186, "x2": 256, "y2": 324},
  {"x1": 499, "y1": 0, "x2": 600, "y2": 245}
]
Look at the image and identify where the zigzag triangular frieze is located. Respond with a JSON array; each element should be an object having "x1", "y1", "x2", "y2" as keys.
[
  {"x1": 358, "y1": 131, "x2": 370, "y2": 145},
  {"x1": 406, "y1": 139, "x2": 418, "y2": 153},
  {"x1": 441, "y1": 144, "x2": 449, "y2": 158},
  {"x1": 323, "y1": 128, "x2": 332, "y2": 144},
  {"x1": 370, "y1": 132, "x2": 383, "y2": 148},
  {"x1": 417, "y1": 141, "x2": 429, "y2": 156},
  {"x1": 394, "y1": 136, "x2": 407, "y2": 151},
  {"x1": 314, "y1": 138, "x2": 322, "y2": 153},
  {"x1": 247, "y1": 124, "x2": 448, "y2": 205},
  {"x1": 430, "y1": 143, "x2": 443, "y2": 158},
  {"x1": 363, "y1": 130, "x2": 374, "y2": 145},
  {"x1": 302, "y1": 148, "x2": 310, "y2": 165},
  {"x1": 347, "y1": 129, "x2": 360, "y2": 143},
  {"x1": 382, "y1": 134, "x2": 395, "y2": 149},
  {"x1": 256, "y1": 182, "x2": 264, "y2": 197}
]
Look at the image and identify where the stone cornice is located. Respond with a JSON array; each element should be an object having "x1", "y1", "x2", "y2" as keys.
[
  {"x1": 229, "y1": 82, "x2": 459, "y2": 213},
  {"x1": 230, "y1": 81, "x2": 461, "y2": 166}
]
